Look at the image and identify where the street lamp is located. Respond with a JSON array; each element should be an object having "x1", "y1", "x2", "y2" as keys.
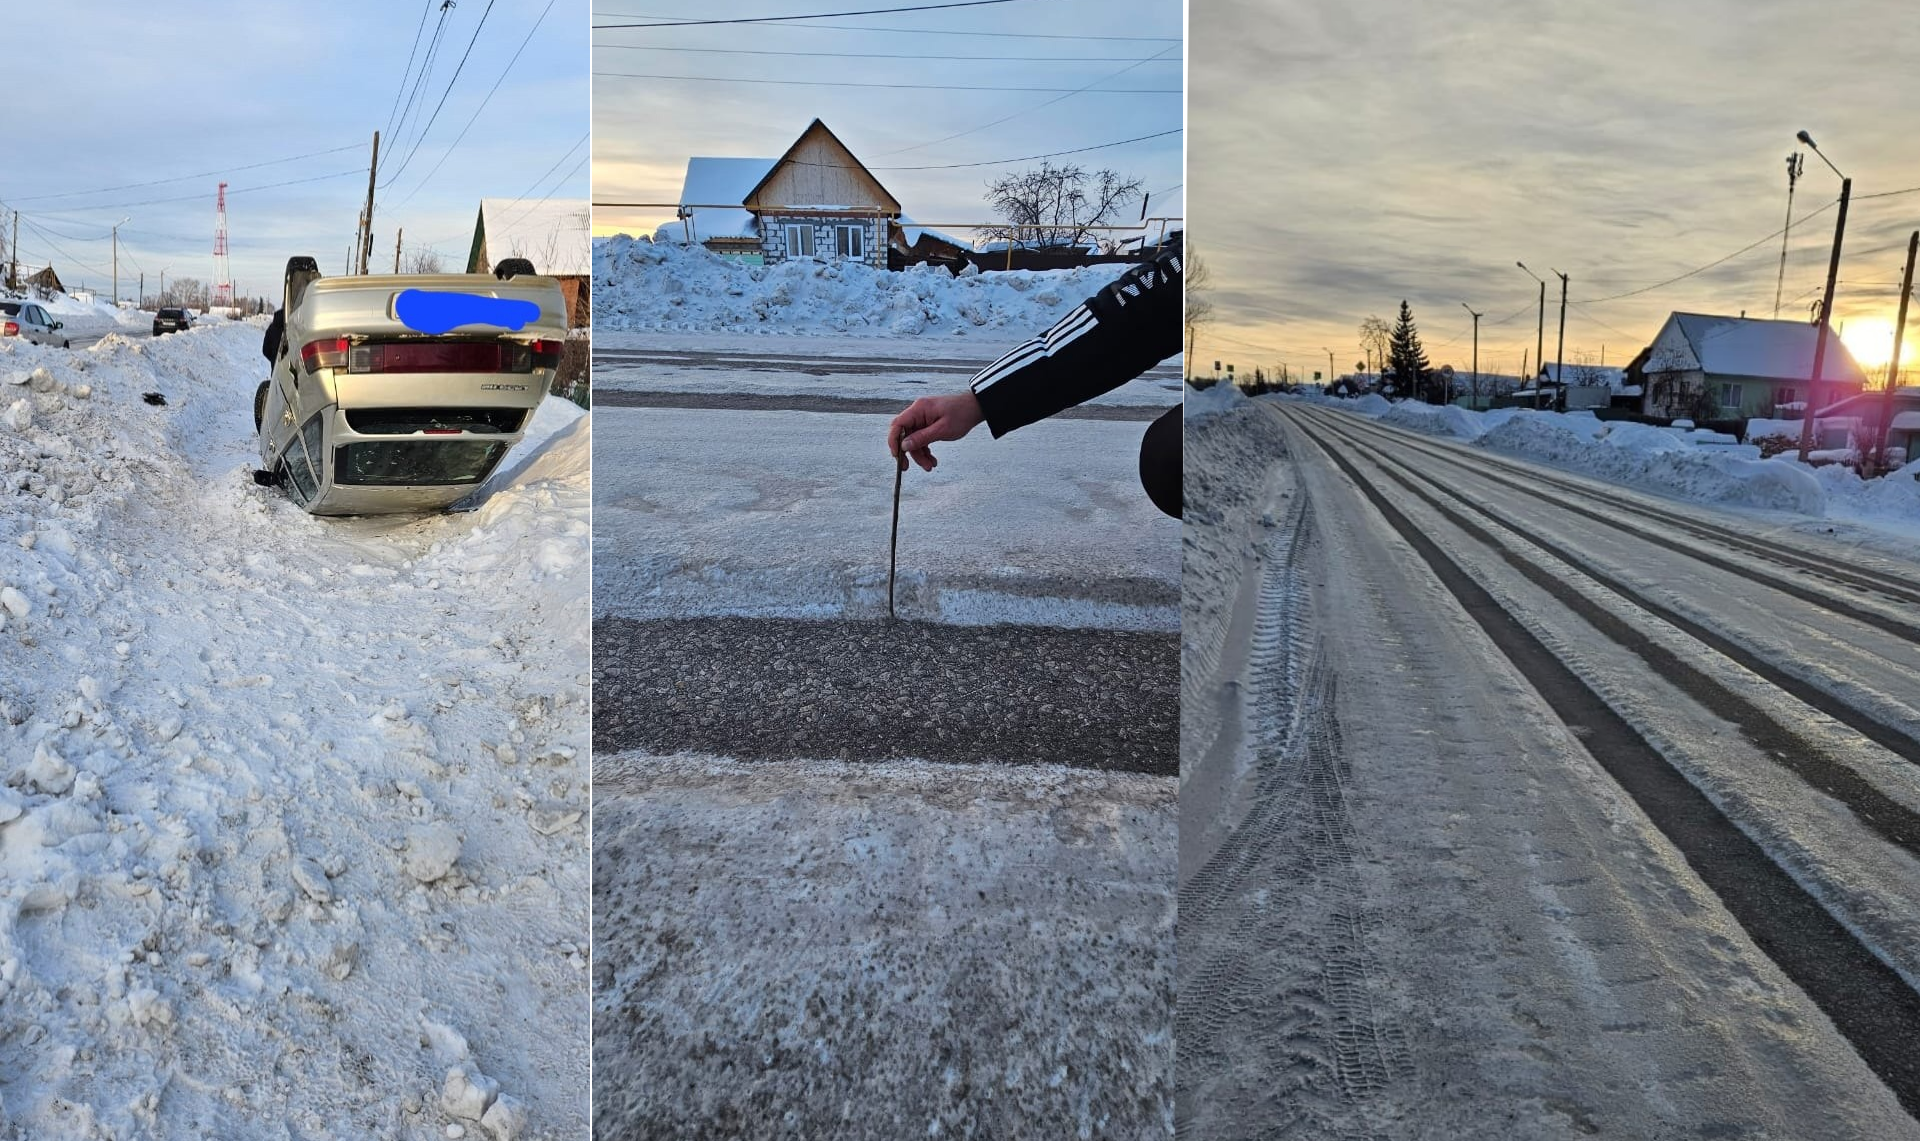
[
  {"x1": 1461, "y1": 302, "x2": 1482, "y2": 406},
  {"x1": 1516, "y1": 261, "x2": 1545, "y2": 383},
  {"x1": 1324, "y1": 347, "x2": 1335, "y2": 386},
  {"x1": 1794, "y1": 129, "x2": 1852, "y2": 464}
]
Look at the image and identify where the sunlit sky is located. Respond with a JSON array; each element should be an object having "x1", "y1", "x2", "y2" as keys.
[
  {"x1": 0, "y1": 1, "x2": 587, "y2": 305},
  {"x1": 591, "y1": 0, "x2": 1183, "y2": 246},
  {"x1": 1191, "y1": 0, "x2": 1920, "y2": 384}
]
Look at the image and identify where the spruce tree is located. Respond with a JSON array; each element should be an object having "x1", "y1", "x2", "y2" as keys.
[{"x1": 1387, "y1": 300, "x2": 1432, "y2": 402}]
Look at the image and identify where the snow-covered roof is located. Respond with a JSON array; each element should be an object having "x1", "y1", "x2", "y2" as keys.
[
  {"x1": 658, "y1": 157, "x2": 775, "y2": 244},
  {"x1": 1816, "y1": 385, "x2": 1920, "y2": 419},
  {"x1": 1540, "y1": 362, "x2": 1628, "y2": 388},
  {"x1": 896, "y1": 215, "x2": 966, "y2": 251},
  {"x1": 477, "y1": 198, "x2": 590, "y2": 275},
  {"x1": 1655, "y1": 312, "x2": 1868, "y2": 383}
]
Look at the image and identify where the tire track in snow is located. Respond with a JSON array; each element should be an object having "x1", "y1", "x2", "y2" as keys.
[{"x1": 1177, "y1": 474, "x2": 1413, "y2": 1140}]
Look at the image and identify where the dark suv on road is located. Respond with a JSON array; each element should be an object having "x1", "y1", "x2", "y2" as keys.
[{"x1": 153, "y1": 307, "x2": 193, "y2": 336}]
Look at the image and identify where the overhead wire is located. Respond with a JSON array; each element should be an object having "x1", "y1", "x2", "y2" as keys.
[
  {"x1": 594, "y1": 1, "x2": 1033, "y2": 30},
  {"x1": 592, "y1": 43, "x2": 1178, "y2": 62},
  {"x1": 389, "y1": 0, "x2": 556, "y2": 209},
  {"x1": 591, "y1": 12, "x2": 1174, "y2": 40},
  {"x1": 1, "y1": 144, "x2": 363, "y2": 204},
  {"x1": 382, "y1": 0, "x2": 438, "y2": 142},
  {"x1": 383, "y1": 0, "x2": 500, "y2": 188},
  {"x1": 591, "y1": 71, "x2": 1177, "y2": 92},
  {"x1": 872, "y1": 128, "x2": 1180, "y2": 170}
]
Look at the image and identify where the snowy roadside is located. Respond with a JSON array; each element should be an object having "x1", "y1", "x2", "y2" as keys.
[
  {"x1": 0, "y1": 324, "x2": 589, "y2": 1139},
  {"x1": 593, "y1": 235, "x2": 1133, "y2": 337},
  {"x1": 1315, "y1": 393, "x2": 1920, "y2": 552},
  {"x1": 593, "y1": 752, "x2": 1175, "y2": 1139}
]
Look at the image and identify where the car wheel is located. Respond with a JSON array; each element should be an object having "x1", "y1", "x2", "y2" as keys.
[
  {"x1": 253, "y1": 381, "x2": 269, "y2": 432},
  {"x1": 493, "y1": 257, "x2": 536, "y2": 279},
  {"x1": 62, "y1": 340, "x2": 69, "y2": 349}
]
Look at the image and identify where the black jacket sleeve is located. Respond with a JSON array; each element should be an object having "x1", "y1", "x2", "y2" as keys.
[
  {"x1": 969, "y1": 238, "x2": 1182, "y2": 437},
  {"x1": 262, "y1": 309, "x2": 285, "y2": 364}
]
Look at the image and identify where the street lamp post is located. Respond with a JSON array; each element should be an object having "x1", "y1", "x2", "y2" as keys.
[
  {"x1": 1795, "y1": 130, "x2": 1852, "y2": 464},
  {"x1": 1325, "y1": 347, "x2": 1335, "y2": 385},
  {"x1": 1517, "y1": 261, "x2": 1546, "y2": 384},
  {"x1": 1462, "y1": 303, "x2": 1483, "y2": 407}
]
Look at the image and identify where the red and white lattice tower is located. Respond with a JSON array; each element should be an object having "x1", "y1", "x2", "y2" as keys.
[{"x1": 212, "y1": 182, "x2": 233, "y2": 308}]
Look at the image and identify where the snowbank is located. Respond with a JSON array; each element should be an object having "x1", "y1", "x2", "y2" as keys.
[
  {"x1": 1185, "y1": 380, "x2": 1245, "y2": 420},
  {"x1": 1477, "y1": 414, "x2": 1825, "y2": 514},
  {"x1": 593, "y1": 234, "x2": 1129, "y2": 336},
  {"x1": 0, "y1": 324, "x2": 588, "y2": 1136}
]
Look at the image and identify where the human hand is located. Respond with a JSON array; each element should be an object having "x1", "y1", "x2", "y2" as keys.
[{"x1": 887, "y1": 391, "x2": 985, "y2": 471}]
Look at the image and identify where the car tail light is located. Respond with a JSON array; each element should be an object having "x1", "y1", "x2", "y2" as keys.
[
  {"x1": 1, "y1": 322, "x2": 16, "y2": 337},
  {"x1": 342, "y1": 340, "x2": 553, "y2": 375},
  {"x1": 300, "y1": 337, "x2": 350, "y2": 374}
]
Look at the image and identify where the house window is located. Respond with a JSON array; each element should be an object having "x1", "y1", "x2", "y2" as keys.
[
  {"x1": 785, "y1": 224, "x2": 815, "y2": 259},
  {"x1": 1717, "y1": 382, "x2": 1744, "y2": 410},
  {"x1": 835, "y1": 225, "x2": 864, "y2": 260},
  {"x1": 1775, "y1": 386, "x2": 1797, "y2": 407}
]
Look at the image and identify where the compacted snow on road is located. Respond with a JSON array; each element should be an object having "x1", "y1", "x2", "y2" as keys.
[
  {"x1": 1182, "y1": 396, "x2": 1920, "y2": 1139},
  {"x1": 0, "y1": 322, "x2": 589, "y2": 1139}
]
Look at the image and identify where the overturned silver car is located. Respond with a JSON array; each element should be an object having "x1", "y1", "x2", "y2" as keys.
[{"x1": 253, "y1": 256, "x2": 567, "y2": 515}]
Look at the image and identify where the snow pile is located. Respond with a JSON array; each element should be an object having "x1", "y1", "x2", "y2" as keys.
[
  {"x1": 1477, "y1": 414, "x2": 1825, "y2": 514},
  {"x1": 1185, "y1": 380, "x2": 1245, "y2": 420},
  {"x1": 593, "y1": 234, "x2": 1128, "y2": 336},
  {"x1": 0, "y1": 323, "x2": 587, "y2": 1136},
  {"x1": 1380, "y1": 400, "x2": 1498, "y2": 441},
  {"x1": 1810, "y1": 458, "x2": 1920, "y2": 531}
]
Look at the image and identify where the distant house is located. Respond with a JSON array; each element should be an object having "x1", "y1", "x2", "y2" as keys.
[
  {"x1": 467, "y1": 198, "x2": 591, "y2": 328},
  {"x1": 662, "y1": 119, "x2": 967, "y2": 270},
  {"x1": 1809, "y1": 385, "x2": 1920, "y2": 463},
  {"x1": 11, "y1": 265, "x2": 65, "y2": 295},
  {"x1": 1637, "y1": 312, "x2": 1867, "y2": 419}
]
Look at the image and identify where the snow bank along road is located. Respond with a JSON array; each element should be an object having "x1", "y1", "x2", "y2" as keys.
[
  {"x1": 1182, "y1": 397, "x2": 1920, "y2": 1138},
  {"x1": 593, "y1": 331, "x2": 1179, "y2": 1137},
  {"x1": 0, "y1": 323, "x2": 589, "y2": 1139}
]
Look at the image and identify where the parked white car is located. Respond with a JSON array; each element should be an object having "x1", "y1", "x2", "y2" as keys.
[
  {"x1": 253, "y1": 256, "x2": 566, "y2": 516},
  {"x1": 0, "y1": 299, "x2": 71, "y2": 347}
]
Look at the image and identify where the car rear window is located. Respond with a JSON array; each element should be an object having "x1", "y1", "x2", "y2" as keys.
[
  {"x1": 0, "y1": 303, "x2": 19, "y2": 316},
  {"x1": 160, "y1": 308, "x2": 184, "y2": 318},
  {"x1": 333, "y1": 440, "x2": 510, "y2": 486}
]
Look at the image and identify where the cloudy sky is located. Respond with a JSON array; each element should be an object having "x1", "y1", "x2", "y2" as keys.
[
  {"x1": 592, "y1": 0, "x2": 1183, "y2": 245},
  {"x1": 1192, "y1": 0, "x2": 1920, "y2": 383},
  {"x1": 0, "y1": 0, "x2": 588, "y2": 305}
]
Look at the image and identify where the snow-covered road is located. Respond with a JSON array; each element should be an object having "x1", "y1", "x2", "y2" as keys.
[
  {"x1": 1181, "y1": 398, "x2": 1920, "y2": 1138},
  {"x1": 1, "y1": 323, "x2": 589, "y2": 1139}
]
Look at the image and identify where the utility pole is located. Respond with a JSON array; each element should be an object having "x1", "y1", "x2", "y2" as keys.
[
  {"x1": 1552, "y1": 269, "x2": 1569, "y2": 385},
  {"x1": 8, "y1": 211, "x2": 16, "y2": 290},
  {"x1": 394, "y1": 228, "x2": 404, "y2": 274},
  {"x1": 1462, "y1": 303, "x2": 1483, "y2": 407},
  {"x1": 112, "y1": 222, "x2": 119, "y2": 305},
  {"x1": 358, "y1": 130, "x2": 381, "y2": 275},
  {"x1": 139, "y1": 273, "x2": 144, "y2": 307},
  {"x1": 1870, "y1": 231, "x2": 1917, "y2": 477},
  {"x1": 1798, "y1": 176, "x2": 1852, "y2": 462},
  {"x1": 1775, "y1": 152, "x2": 1804, "y2": 319}
]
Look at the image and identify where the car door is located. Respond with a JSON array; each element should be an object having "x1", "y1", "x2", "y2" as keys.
[{"x1": 22, "y1": 305, "x2": 53, "y2": 344}]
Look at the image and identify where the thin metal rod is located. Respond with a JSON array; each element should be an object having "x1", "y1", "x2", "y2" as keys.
[{"x1": 888, "y1": 452, "x2": 906, "y2": 619}]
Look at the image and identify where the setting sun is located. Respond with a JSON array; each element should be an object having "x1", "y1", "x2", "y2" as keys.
[{"x1": 1839, "y1": 315, "x2": 1920, "y2": 376}]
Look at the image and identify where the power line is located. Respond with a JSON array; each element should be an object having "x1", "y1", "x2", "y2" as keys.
[
  {"x1": 383, "y1": 0, "x2": 500, "y2": 189},
  {"x1": 1, "y1": 143, "x2": 363, "y2": 204},
  {"x1": 14, "y1": 215, "x2": 112, "y2": 278},
  {"x1": 591, "y1": 11, "x2": 1175, "y2": 40},
  {"x1": 872, "y1": 44, "x2": 1177, "y2": 157},
  {"x1": 390, "y1": 0, "x2": 557, "y2": 210},
  {"x1": 873, "y1": 128, "x2": 1180, "y2": 170},
  {"x1": 1576, "y1": 197, "x2": 1840, "y2": 304},
  {"x1": 594, "y1": 1, "x2": 1032, "y2": 30},
  {"x1": 592, "y1": 70, "x2": 1177, "y2": 92},
  {"x1": 388, "y1": 4, "x2": 457, "y2": 173},
  {"x1": 27, "y1": 170, "x2": 364, "y2": 213},
  {"x1": 382, "y1": 0, "x2": 438, "y2": 142},
  {"x1": 591, "y1": 42, "x2": 1179, "y2": 62}
]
